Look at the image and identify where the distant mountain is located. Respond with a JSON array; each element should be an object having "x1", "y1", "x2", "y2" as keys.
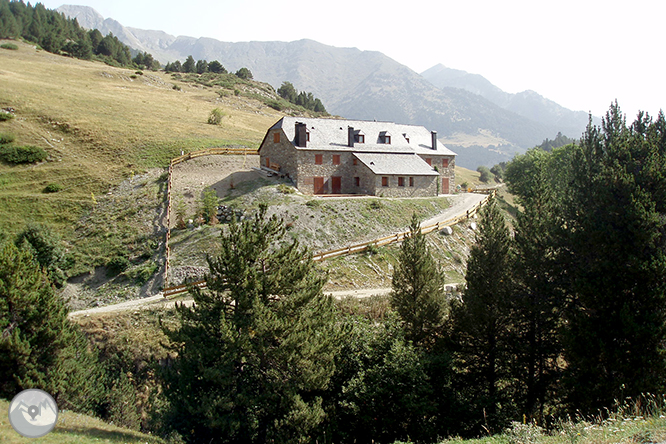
[
  {"x1": 421, "y1": 64, "x2": 596, "y2": 138},
  {"x1": 57, "y1": 5, "x2": 583, "y2": 168}
]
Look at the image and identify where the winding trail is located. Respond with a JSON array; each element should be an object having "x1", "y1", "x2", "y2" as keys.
[{"x1": 68, "y1": 192, "x2": 484, "y2": 318}]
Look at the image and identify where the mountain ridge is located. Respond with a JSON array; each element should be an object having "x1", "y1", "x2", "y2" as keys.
[
  {"x1": 421, "y1": 63, "x2": 597, "y2": 135},
  {"x1": 57, "y1": 4, "x2": 587, "y2": 168}
]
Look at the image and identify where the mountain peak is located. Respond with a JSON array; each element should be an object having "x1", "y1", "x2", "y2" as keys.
[{"x1": 57, "y1": 5, "x2": 105, "y2": 29}]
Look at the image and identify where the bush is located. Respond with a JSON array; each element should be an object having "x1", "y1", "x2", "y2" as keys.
[
  {"x1": 0, "y1": 133, "x2": 15, "y2": 145},
  {"x1": 368, "y1": 199, "x2": 383, "y2": 210},
  {"x1": 126, "y1": 260, "x2": 158, "y2": 284},
  {"x1": 106, "y1": 256, "x2": 130, "y2": 277},
  {"x1": 277, "y1": 184, "x2": 295, "y2": 194},
  {"x1": 0, "y1": 145, "x2": 48, "y2": 164},
  {"x1": 1, "y1": 43, "x2": 18, "y2": 50},
  {"x1": 477, "y1": 165, "x2": 493, "y2": 183},
  {"x1": 305, "y1": 199, "x2": 320, "y2": 208},
  {"x1": 0, "y1": 112, "x2": 15, "y2": 121},
  {"x1": 207, "y1": 108, "x2": 225, "y2": 125},
  {"x1": 43, "y1": 183, "x2": 63, "y2": 193}
]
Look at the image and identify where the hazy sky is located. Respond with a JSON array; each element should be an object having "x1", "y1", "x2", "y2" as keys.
[{"x1": 41, "y1": 0, "x2": 664, "y2": 120}]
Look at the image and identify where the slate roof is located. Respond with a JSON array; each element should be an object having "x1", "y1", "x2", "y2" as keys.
[
  {"x1": 268, "y1": 117, "x2": 457, "y2": 156},
  {"x1": 354, "y1": 153, "x2": 439, "y2": 176}
]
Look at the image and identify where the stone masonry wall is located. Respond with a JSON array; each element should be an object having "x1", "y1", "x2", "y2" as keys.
[
  {"x1": 418, "y1": 154, "x2": 456, "y2": 194},
  {"x1": 369, "y1": 174, "x2": 438, "y2": 198},
  {"x1": 259, "y1": 129, "x2": 298, "y2": 181}
]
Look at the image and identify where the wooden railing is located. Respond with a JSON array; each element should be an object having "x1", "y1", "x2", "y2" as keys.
[
  {"x1": 162, "y1": 147, "x2": 259, "y2": 289},
  {"x1": 161, "y1": 190, "x2": 495, "y2": 297}
]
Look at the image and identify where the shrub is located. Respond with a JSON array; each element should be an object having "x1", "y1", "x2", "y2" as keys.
[
  {"x1": 305, "y1": 199, "x2": 320, "y2": 208},
  {"x1": 207, "y1": 108, "x2": 225, "y2": 125},
  {"x1": 0, "y1": 133, "x2": 15, "y2": 145},
  {"x1": 0, "y1": 145, "x2": 48, "y2": 164},
  {"x1": 1, "y1": 43, "x2": 18, "y2": 50},
  {"x1": 477, "y1": 165, "x2": 493, "y2": 183},
  {"x1": 172, "y1": 84, "x2": 181, "y2": 91},
  {"x1": 130, "y1": 74, "x2": 138, "y2": 79},
  {"x1": 43, "y1": 183, "x2": 63, "y2": 193},
  {"x1": 0, "y1": 112, "x2": 15, "y2": 122},
  {"x1": 106, "y1": 255, "x2": 130, "y2": 277},
  {"x1": 368, "y1": 199, "x2": 383, "y2": 210},
  {"x1": 126, "y1": 260, "x2": 158, "y2": 283},
  {"x1": 277, "y1": 184, "x2": 295, "y2": 194}
]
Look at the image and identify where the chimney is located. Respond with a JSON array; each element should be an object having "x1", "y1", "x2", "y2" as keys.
[
  {"x1": 295, "y1": 122, "x2": 307, "y2": 147},
  {"x1": 348, "y1": 126, "x2": 355, "y2": 148},
  {"x1": 431, "y1": 131, "x2": 438, "y2": 150}
]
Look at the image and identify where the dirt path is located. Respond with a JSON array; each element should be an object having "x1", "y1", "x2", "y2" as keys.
[
  {"x1": 69, "y1": 282, "x2": 465, "y2": 318},
  {"x1": 421, "y1": 192, "x2": 486, "y2": 227},
  {"x1": 69, "y1": 287, "x2": 392, "y2": 317}
]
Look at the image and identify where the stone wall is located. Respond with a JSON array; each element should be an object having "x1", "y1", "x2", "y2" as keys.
[
  {"x1": 296, "y1": 150, "x2": 360, "y2": 194},
  {"x1": 260, "y1": 134, "x2": 452, "y2": 196},
  {"x1": 368, "y1": 174, "x2": 438, "y2": 198},
  {"x1": 258, "y1": 129, "x2": 298, "y2": 180},
  {"x1": 418, "y1": 154, "x2": 456, "y2": 194}
]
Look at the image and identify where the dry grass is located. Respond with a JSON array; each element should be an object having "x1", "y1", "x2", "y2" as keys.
[
  {"x1": 0, "y1": 39, "x2": 281, "y2": 240},
  {"x1": 0, "y1": 398, "x2": 164, "y2": 443}
]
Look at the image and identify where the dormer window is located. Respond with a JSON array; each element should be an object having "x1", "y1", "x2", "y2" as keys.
[
  {"x1": 379, "y1": 131, "x2": 392, "y2": 144},
  {"x1": 354, "y1": 130, "x2": 365, "y2": 144},
  {"x1": 403, "y1": 133, "x2": 410, "y2": 143}
]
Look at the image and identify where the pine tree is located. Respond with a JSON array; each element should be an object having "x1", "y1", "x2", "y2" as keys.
[
  {"x1": 182, "y1": 55, "x2": 196, "y2": 73},
  {"x1": 449, "y1": 197, "x2": 517, "y2": 433},
  {"x1": 0, "y1": 241, "x2": 103, "y2": 411},
  {"x1": 559, "y1": 103, "x2": 666, "y2": 413},
  {"x1": 160, "y1": 205, "x2": 343, "y2": 443},
  {"x1": 391, "y1": 213, "x2": 447, "y2": 346},
  {"x1": 195, "y1": 59, "x2": 208, "y2": 74}
]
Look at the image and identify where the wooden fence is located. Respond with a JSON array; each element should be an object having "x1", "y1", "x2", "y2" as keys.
[
  {"x1": 161, "y1": 190, "x2": 495, "y2": 297},
  {"x1": 162, "y1": 147, "x2": 259, "y2": 288}
]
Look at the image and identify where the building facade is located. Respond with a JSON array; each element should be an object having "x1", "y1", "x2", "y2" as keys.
[{"x1": 258, "y1": 117, "x2": 456, "y2": 197}]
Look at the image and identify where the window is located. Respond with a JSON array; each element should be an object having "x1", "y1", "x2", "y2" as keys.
[
  {"x1": 353, "y1": 158, "x2": 358, "y2": 166},
  {"x1": 398, "y1": 177, "x2": 405, "y2": 187},
  {"x1": 265, "y1": 157, "x2": 270, "y2": 167},
  {"x1": 354, "y1": 177, "x2": 360, "y2": 187},
  {"x1": 332, "y1": 154, "x2": 340, "y2": 165},
  {"x1": 273, "y1": 132, "x2": 280, "y2": 143},
  {"x1": 425, "y1": 158, "x2": 432, "y2": 166},
  {"x1": 409, "y1": 177, "x2": 414, "y2": 187},
  {"x1": 382, "y1": 177, "x2": 389, "y2": 187},
  {"x1": 379, "y1": 131, "x2": 391, "y2": 144},
  {"x1": 354, "y1": 134, "x2": 365, "y2": 143},
  {"x1": 442, "y1": 158, "x2": 449, "y2": 168},
  {"x1": 315, "y1": 154, "x2": 323, "y2": 165}
]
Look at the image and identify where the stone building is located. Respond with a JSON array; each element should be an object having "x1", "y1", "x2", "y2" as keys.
[{"x1": 258, "y1": 117, "x2": 457, "y2": 197}]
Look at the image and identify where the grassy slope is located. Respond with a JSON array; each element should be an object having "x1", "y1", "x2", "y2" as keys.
[
  {"x1": 0, "y1": 399, "x2": 164, "y2": 444},
  {"x1": 0, "y1": 39, "x2": 486, "y2": 301},
  {"x1": 0, "y1": 39, "x2": 280, "y2": 257}
]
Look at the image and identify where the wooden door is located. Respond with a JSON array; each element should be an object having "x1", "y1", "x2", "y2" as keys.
[
  {"x1": 314, "y1": 177, "x2": 325, "y2": 195},
  {"x1": 331, "y1": 176, "x2": 342, "y2": 194},
  {"x1": 442, "y1": 177, "x2": 449, "y2": 194}
]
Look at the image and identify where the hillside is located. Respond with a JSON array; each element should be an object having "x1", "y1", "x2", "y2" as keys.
[
  {"x1": 57, "y1": 5, "x2": 580, "y2": 168},
  {"x1": 1, "y1": 39, "x2": 489, "y2": 309},
  {"x1": 0, "y1": 39, "x2": 291, "y2": 286},
  {"x1": 0, "y1": 398, "x2": 164, "y2": 443}
]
